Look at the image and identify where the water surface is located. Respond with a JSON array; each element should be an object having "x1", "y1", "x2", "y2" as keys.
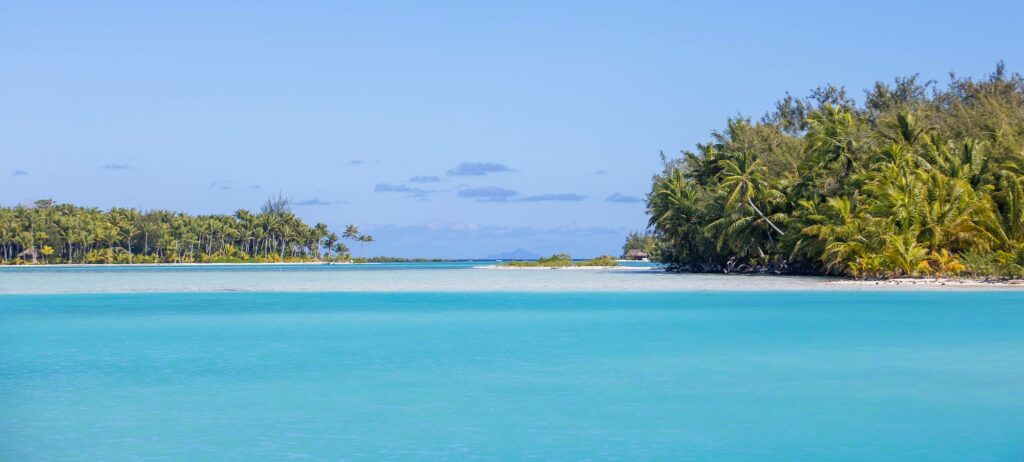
[{"x1": 3, "y1": 291, "x2": 1023, "y2": 461}]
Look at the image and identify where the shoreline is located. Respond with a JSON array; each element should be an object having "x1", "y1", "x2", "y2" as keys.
[
  {"x1": 828, "y1": 277, "x2": 1024, "y2": 288},
  {"x1": 0, "y1": 261, "x2": 351, "y2": 268},
  {"x1": 0, "y1": 264, "x2": 1019, "y2": 288}
]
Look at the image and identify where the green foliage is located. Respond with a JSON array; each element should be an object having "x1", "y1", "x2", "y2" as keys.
[
  {"x1": 499, "y1": 254, "x2": 618, "y2": 268},
  {"x1": 645, "y1": 63, "x2": 1024, "y2": 279},
  {"x1": 501, "y1": 253, "x2": 573, "y2": 267},
  {"x1": 622, "y1": 230, "x2": 657, "y2": 257},
  {"x1": 578, "y1": 255, "x2": 620, "y2": 267},
  {"x1": 350, "y1": 256, "x2": 449, "y2": 263},
  {"x1": 537, "y1": 253, "x2": 572, "y2": 266},
  {"x1": 961, "y1": 248, "x2": 1024, "y2": 279},
  {"x1": 0, "y1": 197, "x2": 358, "y2": 265}
]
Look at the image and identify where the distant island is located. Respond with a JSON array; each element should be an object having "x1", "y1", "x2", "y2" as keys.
[
  {"x1": 0, "y1": 195, "x2": 373, "y2": 264},
  {"x1": 630, "y1": 63, "x2": 1024, "y2": 280},
  {"x1": 486, "y1": 248, "x2": 542, "y2": 261},
  {"x1": 497, "y1": 253, "x2": 619, "y2": 268}
]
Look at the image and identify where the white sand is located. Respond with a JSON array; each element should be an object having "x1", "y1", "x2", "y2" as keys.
[
  {"x1": 830, "y1": 277, "x2": 1024, "y2": 288},
  {"x1": 2, "y1": 264, "x2": 1022, "y2": 294}
]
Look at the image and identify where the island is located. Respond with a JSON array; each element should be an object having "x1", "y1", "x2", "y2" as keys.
[
  {"x1": 0, "y1": 195, "x2": 371, "y2": 264},
  {"x1": 633, "y1": 64, "x2": 1024, "y2": 281}
]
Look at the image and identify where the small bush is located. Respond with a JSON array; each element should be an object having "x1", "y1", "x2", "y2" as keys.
[
  {"x1": 578, "y1": 255, "x2": 619, "y2": 267},
  {"x1": 499, "y1": 253, "x2": 619, "y2": 268}
]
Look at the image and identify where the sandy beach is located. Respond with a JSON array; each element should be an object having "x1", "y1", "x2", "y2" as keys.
[{"x1": 829, "y1": 277, "x2": 1024, "y2": 288}]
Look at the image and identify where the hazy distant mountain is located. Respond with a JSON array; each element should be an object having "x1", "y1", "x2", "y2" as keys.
[{"x1": 484, "y1": 248, "x2": 540, "y2": 260}]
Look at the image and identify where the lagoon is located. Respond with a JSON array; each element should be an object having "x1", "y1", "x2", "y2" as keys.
[{"x1": 1, "y1": 267, "x2": 1023, "y2": 460}]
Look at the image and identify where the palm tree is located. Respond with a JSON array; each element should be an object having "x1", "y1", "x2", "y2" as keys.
[
  {"x1": 40, "y1": 245, "x2": 54, "y2": 264},
  {"x1": 333, "y1": 241, "x2": 350, "y2": 261},
  {"x1": 917, "y1": 172, "x2": 998, "y2": 252},
  {"x1": 993, "y1": 172, "x2": 1024, "y2": 244},
  {"x1": 311, "y1": 223, "x2": 330, "y2": 260},
  {"x1": 357, "y1": 234, "x2": 373, "y2": 258},
  {"x1": 0, "y1": 215, "x2": 17, "y2": 262},
  {"x1": 93, "y1": 221, "x2": 120, "y2": 262},
  {"x1": 883, "y1": 111, "x2": 927, "y2": 146},
  {"x1": 323, "y1": 232, "x2": 339, "y2": 260},
  {"x1": 882, "y1": 234, "x2": 931, "y2": 277},
  {"x1": 343, "y1": 224, "x2": 359, "y2": 241},
  {"x1": 648, "y1": 168, "x2": 694, "y2": 242},
  {"x1": 717, "y1": 151, "x2": 786, "y2": 235},
  {"x1": 805, "y1": 104, "x2": 860, "y2": 178},
  {"x1": 110, "y1": 208, "x2": 140, "y2": 263},
  {"x1": 929, "y1": 249, "x2": 966, "y2": 277},
  {"x1": 798, "y1": 196, "x2": 876, "y2": 274},
  {"x1": 681, "y1": 143, "x2": 723, "y2": 184}
]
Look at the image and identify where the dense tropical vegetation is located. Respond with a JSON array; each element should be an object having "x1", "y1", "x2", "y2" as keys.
[
  {"x1": 0, "y1": 195, "x2": 373, "y2": 264},
  {"x1": 644, "y1": 63, "x2": 1024, "y2": 279}
]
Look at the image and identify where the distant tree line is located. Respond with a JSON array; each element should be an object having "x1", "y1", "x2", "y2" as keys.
[
  {"x1": 644, "y1": 63, "x2": 1024, "y2": 278},
  {"x1": 0, "y1": 195, "x2": 374, "y2": 264}
]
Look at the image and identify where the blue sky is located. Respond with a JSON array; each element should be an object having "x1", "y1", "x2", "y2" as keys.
[{"x1": 2, "y1": 1, "x2": 1022, "y2": 258}]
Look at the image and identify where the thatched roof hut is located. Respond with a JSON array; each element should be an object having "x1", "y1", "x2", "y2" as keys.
[
  {"x1": 17, "y1": 247, "x2": 39, "y2": 262},
  {"x1": 624, "y1": 249, "x2": 648, "y2": 260}
]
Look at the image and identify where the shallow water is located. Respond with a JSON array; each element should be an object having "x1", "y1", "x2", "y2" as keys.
[
  {"x1": 2, "y1": 262, "x2": 859, "y2": 293},
  {"x1": 3, "y1": 290, "x2": 1023, "y2": 461}
]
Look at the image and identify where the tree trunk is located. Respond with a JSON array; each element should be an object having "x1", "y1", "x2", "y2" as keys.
[{"x1": 748, "y1": 198, "x2": 785, "y2": 235}]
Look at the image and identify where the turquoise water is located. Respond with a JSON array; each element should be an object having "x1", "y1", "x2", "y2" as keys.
[{"x1": 3, "y1": 290, "x2": 1023, "y2": 461}]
